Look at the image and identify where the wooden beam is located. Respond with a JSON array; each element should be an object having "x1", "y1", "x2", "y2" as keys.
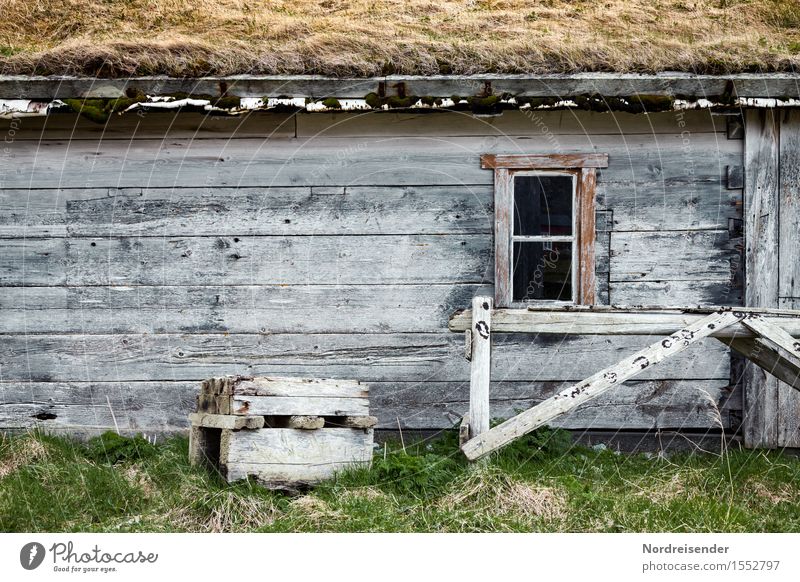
[
  {"x1": 286, "y1": 416, "x2": 325, "y2": 430},
  {"x1": 461, "y1": 311, "x2": 741, "y2": 460},
  {"x1": 469, "y1": 296, "x2": 492, "y2": 439},
  {"x1": 480, "y1": 153, "x2": 609, "y2": 169},
  {"x1": 741, "y1": 316, "x2": 800, "y2": 368},
  {"x1": 188, "y1": 413, "x2": 265, "y2": 430},
  {"x1": 3, "y1": 73, "x2": 800, "y2": 100},
  {"x1": 449, "y1": 308, "x2": 800, "y2": 338},
  {"x1": 723, "y1": 337, "x2": 800, "y2": 391}
]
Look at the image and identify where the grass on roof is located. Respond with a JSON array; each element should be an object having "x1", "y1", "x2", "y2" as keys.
[
  {"x1": 0, "y1": 0, "x2": 798, "y2": 78},
  {"x1": 3, "y1": 429, "x2": 800, "y2": 532}
]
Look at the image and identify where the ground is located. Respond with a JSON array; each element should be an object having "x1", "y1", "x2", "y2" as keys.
[
  {"x1": 0, "y1": 1, "x2": 799, "y2": 76},
  {"x1": 2, "y1": 429, "x2": 800, "y2": 533}
]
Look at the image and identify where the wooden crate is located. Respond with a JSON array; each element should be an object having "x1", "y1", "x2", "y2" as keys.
[{"x1": 189, "y1": 376, "x2": 375, "y2": 488}]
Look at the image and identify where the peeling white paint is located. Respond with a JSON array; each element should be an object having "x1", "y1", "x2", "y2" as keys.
[
  {"x1": 4, "y1": 92, "x2": 799, "y2": 121},
  {"x1": 123, "y1": 98, "x2": 217, "y2": 113},
  {"x1": 0, "y1": 99, "x2": 59, "y2": 118}
]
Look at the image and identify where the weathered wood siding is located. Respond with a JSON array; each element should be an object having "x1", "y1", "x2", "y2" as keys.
[
  {"x1": 0, "y1": 109, "x2": 743, "y2": 437},
  {"x1": 742, "y1": 109, "x2": 800, "y2": 448}
]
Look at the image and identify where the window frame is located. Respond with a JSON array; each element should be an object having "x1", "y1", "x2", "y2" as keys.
[{"x1": 480, "y1": 153, "x2": 609, "y2": 308}]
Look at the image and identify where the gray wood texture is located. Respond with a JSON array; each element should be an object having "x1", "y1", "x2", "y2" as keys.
[
  {"x1": 610, "y1": 230, "x2": 738, "y2": 282},
  {"x1": 0, "y1": 284, "x2": 481, "y2": 334},
  {"x1": 469, "y1": 297, "x2": 492, "y2": 438},
  {"x1": 222, "y1": 428, "x2": 373, "y2": 484},
  {"x1": 449, "y1": 309, "x2": 800, "y2": 338},
  {"x1": 188, "y1": 413, "x2": 265, "y2": 430},
  {"x1": 0, "y1": 379, "x2": 740, "y2": 433},
  {"x1": 2, "y1": 73, "x2": 798, "y2": 100},
  {"x1": 777, "y1": 111, "x2": 800, "y2": 447},
  {"x1": 0, "y1": 134, "x2": 741, "y2": 189},
  {"x1": 743, "y1": 110, "x2": 781, "y2": 448},
  {"x1": 0, "y1": 333, "x2": 731, "y2": 382},
  {"x1": 0, "y1": 109, "x2": 744, "y2": 437},
  {"x1": 295, "y1": 110, "x2": 725, "y2": 137}
]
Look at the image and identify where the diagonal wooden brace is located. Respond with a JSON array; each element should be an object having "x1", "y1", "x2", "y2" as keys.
[
  {"x1": 722, "y1": 336, "x2": 800, "y2": 391},
  {"x1": 740, "y1": 315, "x2": 800, "y2": 369},
  {"x1": 461, "y1": 310, "x2": 742, "y2": 461}
]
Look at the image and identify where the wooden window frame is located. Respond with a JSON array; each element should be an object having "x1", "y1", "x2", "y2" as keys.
[{"x1": 481, "y1": 153, "x2": 609, "y2": 308}]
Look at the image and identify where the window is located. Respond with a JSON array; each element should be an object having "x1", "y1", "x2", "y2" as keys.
[{"x1": 481, "y1": 154, "x2": 609, "y2": 307}]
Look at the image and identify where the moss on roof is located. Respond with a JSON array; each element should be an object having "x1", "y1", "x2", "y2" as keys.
[{"x1": 0, "y1": 0, "x2": 798, "y2": 78}]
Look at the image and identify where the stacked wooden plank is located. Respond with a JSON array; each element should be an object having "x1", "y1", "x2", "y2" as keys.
[{"x1": 189, "y1": 376, "x2": 375, "y2": 488}]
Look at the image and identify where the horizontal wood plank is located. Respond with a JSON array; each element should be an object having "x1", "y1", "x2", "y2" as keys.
[
  {"x1": 188, "y1": 413, "x2": 265, "y2": 430},
  {"x1": 223, "y1": 428, "x2": 373, "y2": 465},
  {"x1": 295, "y1": 110, "x2": 725, "y2": 137},
  {"x1": 0, "y1": 284, "x2": 480, "y2": 334},
  {"x1": 0, "y1": 134, "x2": 742, "y2": 188},
  {"x1": 0, "y1": 112, "x2": 296, "y2": 140},
  {"x1": 610, "y1": 230, "x2": 739, "y2": 282},
  {"x1": 481, "y1": 153, "x2": 609, "y2": 169},
  {"x1": 0, "y1": 239, "x2": 66, "y2": 285},
  {"x1": 610, "y1": 280, "x2": 742, "y2": 306},
  {"x1": 0, "y1": 379, "x2": 739, "y2": 433},
  {"x1": 0, "y1": 185, "x2": 490, "y2": 238},
  {"x1": 224, "y1": 462, "x2": 365, "y2": 483},
  {"x1": 0, "y1": 333, "x2": 730, "y2": 383},
  {"x1": 449, "y1": 309, "x2": 797, "y2": 338},
  {"x1": 374, "y1": 379, "x2": 739, "y2": 430},
  {"x1": 1, "y1": 73, "x2": 798, "y2": 101},
  {"x1": 228, "y1": 376, "x2": 367, "y2": 398},
  {"x1": 230, "y1": 395, "x2": 369, "y2": 416},
  {"x1": 0, "y1": 235, "x2": 492, "y2": 286},
  {"x1": 597, "y1": 180, "x2": 741, "y2": 231}
]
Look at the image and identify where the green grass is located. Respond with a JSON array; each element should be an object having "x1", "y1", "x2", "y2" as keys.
[{"x1": 2, "y1": 429, "x2": 800, "y2": 532}]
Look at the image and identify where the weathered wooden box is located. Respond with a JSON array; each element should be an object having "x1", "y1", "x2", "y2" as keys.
[{"x1": 189, "y1": 376, "x2": 375, "y2": 487}]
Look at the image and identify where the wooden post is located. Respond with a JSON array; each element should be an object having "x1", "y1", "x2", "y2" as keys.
[
  {"x1": 743, "y1": 109, "x2": 781, "y2": 448},
  {"x1": 468, "y1": 296, "x2": 492, "y2": 440}
]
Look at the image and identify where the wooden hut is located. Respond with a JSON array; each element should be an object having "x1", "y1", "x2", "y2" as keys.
[{"x1": 2, "y1": 2, "x2": 800, "y2": 450}]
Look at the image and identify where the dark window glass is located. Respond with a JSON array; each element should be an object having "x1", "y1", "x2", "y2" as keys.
[
  {"x1": 513, "y1": 175, "x2": 573, "y2": 237},
  {"x1": 512, "y1": 241, "x2": 572, "y2": 301}
]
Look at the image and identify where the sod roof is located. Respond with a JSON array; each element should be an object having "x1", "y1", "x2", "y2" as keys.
[{"x1": 0, "y1": 0, "x2": 799, "y2": 78}]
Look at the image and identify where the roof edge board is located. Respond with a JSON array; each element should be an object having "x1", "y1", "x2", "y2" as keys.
[{"x1": 0, "y1": 73, "x2": 799, "y2": 101}]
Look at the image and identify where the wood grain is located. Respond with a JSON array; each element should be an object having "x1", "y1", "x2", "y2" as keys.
[{"x1": 743, "y1": 110, "x2": 780, "y2": 448}]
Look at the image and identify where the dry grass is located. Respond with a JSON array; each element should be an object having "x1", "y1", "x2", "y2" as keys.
[
  {"x1": 634, "y1": 472, "x2": 690, "y2": 503},
  {"x1": 0, "y1": 1, "x2": 798, "y2": 77},
  {"x1": 440, "y1": 465, "x2": 567, "y2": 523},
  {"x1": 288, "y1": 495, "x2": 345, "y2": 525},
  {"x1": 0, "y1": 435, "x2": 49, "y2": 478},
  {"x1": 154, "y1": 485, "x2": 281, "y2": 532},
  {"x1": 744, "y1": 477, "x2": 799, "y2": 505}
]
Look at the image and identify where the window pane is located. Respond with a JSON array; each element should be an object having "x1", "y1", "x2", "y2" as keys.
[
  {"x1": 512, "y1": 241, "x2": 573, "y2": 301},
  {"x1": 513, "y1": 175, "x2": 573, "y2": 236}
]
